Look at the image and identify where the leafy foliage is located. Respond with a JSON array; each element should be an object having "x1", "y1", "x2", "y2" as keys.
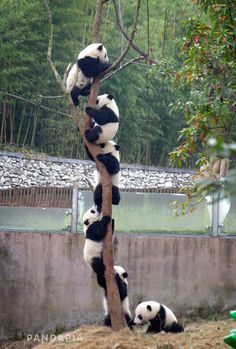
[{"x1": 168, "y1": 0, "x2": 236, "y2": 167}]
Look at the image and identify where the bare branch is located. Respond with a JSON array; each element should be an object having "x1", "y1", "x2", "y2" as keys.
[
  {"x1": 117, "y1": 0, "x2": 124, "y2": 66},
  {"x1": 105, "y1": 0, "x2": 141, "y2": 73},
  {"x1": 0, "y1": 91, "x2": 72, "y2": 118},
  {"x1": 37, "y1": 94, "x2": 65, "y2": 99},
  {"x1": 101, "y1": 56, "x2": 144, "y2": 83},
  {"x1": 146, "y1": 0, "x2": 150, "y2": 56},
  {"x1": 43, "y1": 0, "x2": 67, "y2": 94},
  {"x1": 92, "y1": 0, "x2": 104, "y2": 42},
  {"x1": 112, "y1": 0, "x2": 157, "y2": 65}
]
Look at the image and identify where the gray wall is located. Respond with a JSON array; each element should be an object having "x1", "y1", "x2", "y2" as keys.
[{"x1": 0, "y1": 231, "x2": 236, "y2": 339}]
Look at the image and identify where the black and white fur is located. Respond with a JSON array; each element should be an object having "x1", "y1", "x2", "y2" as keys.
[
  {"x1": 66, "y1": 63, "x2": 92, "y2": 106},
  {"x1": 83, "y1": 205, "x2": 110, "y2": 275},
  {"x1": 97, "y1": 265, "x2": 132, "y2": 328},
  {"x1": 93, "y1": 141, "x2": 121, "y2": 211},
  {"x1": 66, "y1": 43, "x2": 109, "y2": 106},
  {"x1": 78, "y1": 43, "x2": 110, "y2": 78},
  {"x1": 132, "y1": 301, "x2": 184, "y2": 333},
  {"x1": 85, "y1": 94, "x2": 119, "y2": 144}
]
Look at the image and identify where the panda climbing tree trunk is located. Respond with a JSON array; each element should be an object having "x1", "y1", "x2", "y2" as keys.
[
  {"x1": 44, "y1": 0, "x2": 142, "y2": 331},
  {"x1": 79, "y1": 0, "x2": 127, "y2": 331}
]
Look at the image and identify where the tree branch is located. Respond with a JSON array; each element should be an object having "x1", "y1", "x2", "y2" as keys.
[
  {"x1": 101, "y1": 56, "x2": 144, "y2": 83},
  {"x1": 0, "y1": 91, "x2": 71, "y2": 118},
  {"x1": 146, "y1": 0, "x2": 150, "y2": 56},
  {"x1": 104, "y1": 0, "x2": 141, "y2": 74},
  {"x1": 112, "y1": 0, "x2": 157, "y2": 65}
]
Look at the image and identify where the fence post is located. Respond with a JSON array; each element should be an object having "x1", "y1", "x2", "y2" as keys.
[
  {"x1": 71, "y1": 187, "x2": 78, "y2": 233},
  {"x1": 212, "y1": 192, "x2": 219, "y2": 237}
]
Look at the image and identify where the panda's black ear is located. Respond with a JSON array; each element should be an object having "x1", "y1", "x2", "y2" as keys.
[
  {"x1": 107, "y1": 94, "x2": 114, "y2": 100},
  {"x1": 115, "y1": 144, "x2": 120, "y2": 151},
  {"x1": 97, "y1": 44, "x2": 103, "y2": 51},
  {"x1": 84, "y1": 219, "x2": 89, "y2": 226},
  {"x1": 123, "y1": 272, "x2": 128, "y2": 279},
  {"x1": 147, "y1": 305, "x2": 152, "y2": 312}
]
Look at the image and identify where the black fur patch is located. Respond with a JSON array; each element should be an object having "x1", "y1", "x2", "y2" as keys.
[
  {"x1": 70, "y1": 86, "x2": 81, "y2": 106},
  {"x1": 112, "y1": 185, "x2": 120, "y2": 205},
  {"x1": 96, "y1": 153, "x2": 120, "y2": 175},
  {"x1": 148, "y1": 305, "x2": 166, "y2": 333},
  {"x1": 84, "y1": 125, "x2": 102, "y2": 143},
  {"x1": 78, "y1": 57, "x2": 110, "y2": 78},
  {"x1": 86, "y1": 216, "x2": 110, "y2": 242},
  {"x1": 86, "y1": 105, "x2": 119, "y2": 125},
  {"x1": 166, "y1": 321, "x2": 184, "y2": 333}
]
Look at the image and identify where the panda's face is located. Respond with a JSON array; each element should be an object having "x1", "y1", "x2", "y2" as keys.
[
  {"x1": 95, "y1": 94, "x2": 113, "y2": 110},
  {"x1": 133, "y1": 302, "x2": 160, "y2": 325},
  {"x1": 78, "y1": 43, "x2": 109, "y2": 63},
  {"x1": 96, "y1": 44, "x2": 109, "y2": 63},
  {"x1": 83, "y1": 205, "x2": 100, "y2": 227}
]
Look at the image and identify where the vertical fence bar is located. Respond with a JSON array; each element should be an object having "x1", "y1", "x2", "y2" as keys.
[
  {"x1": 71, "y1": 187, "x2": 78, "y2": 233},
  {"x1": 212, "y1": 192, "x2": 219, "y2": 237}
]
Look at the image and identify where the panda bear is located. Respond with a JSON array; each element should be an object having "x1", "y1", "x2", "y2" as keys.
[
  {"x1": 85, "y1": 94, "x2": 119, "y2": 145},
  {"x1": 66, "y1": 43, "x2": 109, "y2": 106},
  {"x1": 82, "y1": 205, "x2": 111, "y2": 275},
  {"x1": 132, "y1": 301, "x2": 184, "y2": 333},
  {"x1": 78, "y1": 43, "x2": 110, "y2": 78},
  {"x1": 66, "y1": 63, "x2": 92, "y2": 106},
  {"x1": 97, "y1": 265, "x2": 132, "y2": 328},
  {"x1": 93, "y1": 141, "x2": 121, "y2": 211}
]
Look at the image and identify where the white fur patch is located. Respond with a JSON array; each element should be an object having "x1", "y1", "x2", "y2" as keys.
[
  {"x1": 83, "y1": 240, "x2": 103, "y2": 266},
  {"x1": 95, "y1": 123, "x2": 119, "y2": 144}
]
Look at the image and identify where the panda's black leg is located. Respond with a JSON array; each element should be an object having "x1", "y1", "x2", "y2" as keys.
[
  {"x1": 146, "y1": 325, "x2": 159, "y2": 333},
  {"x1": 94, "y1": 183, "x2": 102, "y2": 212},
  {"x1": 112, "y1": 185, "x2": 120, "y2": 205},
  {"x1": 79, "y1": 83, "x2": 91, "y2": 97},
  {"x1": 125, "y1": 314, "x2": 133, "y2": 329},
  {"x1": 70, "y1": 86, "x2": 81, "y2": 106},
  {"x1": 84, "y1": 144, "x2": 94, "y2": 161},
  {"x1": 91, "y1": 257, "x2": 105, "y2": 277},
  {"x1": 167, "y1": 322, "x2": 184, "y2": 333},
  {"x1": 104, "y1": 314, "x2": 111, "y2": 327},
  {"x1": 84, "y1": 126, "x2": 102, "y2": 144}
]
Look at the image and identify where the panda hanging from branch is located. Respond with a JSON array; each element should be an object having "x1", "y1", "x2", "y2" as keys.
[{"x1": 66, "y1": 43, "x2": 110, "y2": 106}]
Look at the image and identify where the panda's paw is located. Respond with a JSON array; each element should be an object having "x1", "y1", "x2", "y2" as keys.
[
  {"x1": 85, "y1": 106, "x2": 93, "y2": 115},
  {"x1": 96, "y1": 154, "x2": 105, "y2": 162},
  {"x1": 102, "y1": 216, "x2": 111, "y2": 225}
]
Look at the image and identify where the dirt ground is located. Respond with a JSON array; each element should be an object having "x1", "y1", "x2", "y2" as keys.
[{"x1": 1, "y1": 319, "x2": 235, "y2": 349}]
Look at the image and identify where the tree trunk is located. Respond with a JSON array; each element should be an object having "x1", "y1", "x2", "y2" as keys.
[{"x1": 17, "y1": 104, "x2": 27, "y2": 146}]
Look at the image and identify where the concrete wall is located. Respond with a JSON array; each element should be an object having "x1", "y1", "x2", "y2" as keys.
[{"x1": 0, "y1": 231, "x2": 236, "y2": 339}]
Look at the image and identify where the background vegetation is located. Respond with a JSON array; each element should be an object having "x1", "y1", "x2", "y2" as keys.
[{"x1": 0, "y1": 0, "x2": 235, "y2": 168}]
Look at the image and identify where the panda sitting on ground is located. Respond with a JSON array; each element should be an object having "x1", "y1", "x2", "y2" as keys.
[
  {"x1": 132, "y1": 301, "x2": 184, "y2": 333},
  {"x1": 66, "y1": 43, "x2": 109, "y2": 106},
  {"x1": 85, "y1": 94, "x2": 119, "y2": 145},
  {"x1": 82, "y1": 205, "x2": 111, "y2": 275}
]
